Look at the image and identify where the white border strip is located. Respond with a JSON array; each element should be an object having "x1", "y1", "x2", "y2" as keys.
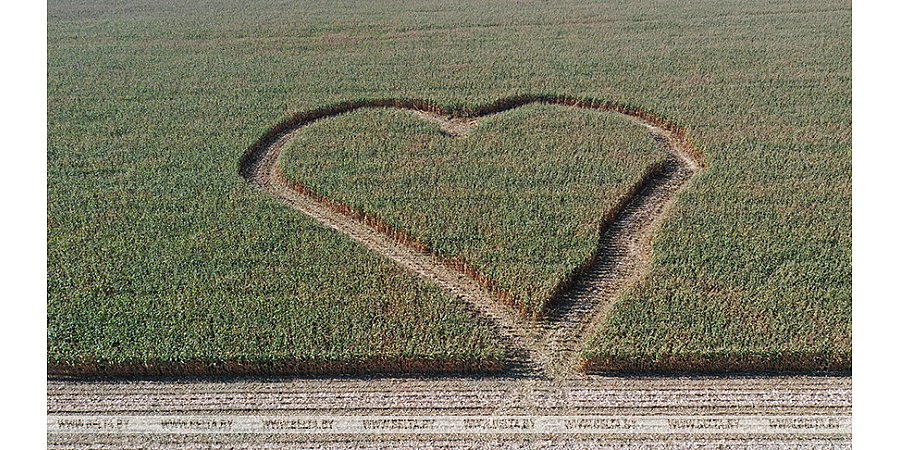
[{"x1": 48, "y1": 415, "x2": 850, "y2": 435}]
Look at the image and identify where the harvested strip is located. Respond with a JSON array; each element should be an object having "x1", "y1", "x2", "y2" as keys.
[
  {"x1": 48, "y1": 374, "x2": 849, "y2": 447},
  {"x1": 47, "y1": 376, "x2": 849, "y2": 415}
]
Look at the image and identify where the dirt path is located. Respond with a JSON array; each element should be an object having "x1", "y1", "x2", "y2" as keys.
[
  {"x1": 47, "y1": 376, "x2": 850, "y2": 449},
  {"x1": 239, "y1": 96, "x2": 701, "y2": 378},
  {"x1": 47, "y1": 376, "x2": 848, "y2": 416}
]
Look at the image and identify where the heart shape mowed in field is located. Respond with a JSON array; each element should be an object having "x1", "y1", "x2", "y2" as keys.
[{"x1": 278, "y1": 103, "x2": 668, "y2": 317}]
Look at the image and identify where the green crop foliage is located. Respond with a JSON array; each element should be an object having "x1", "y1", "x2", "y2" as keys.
[
  {"x1": 48, "y1": 0, "x2": 850, "y2": 373},
  {"x1": 280, "y1": 106, "x2": 665, "y2": 316}
]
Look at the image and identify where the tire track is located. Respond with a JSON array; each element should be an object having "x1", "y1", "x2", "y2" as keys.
[
  {"x1": 47, "y1": 376, "x2": 849, "y2": 416},
  {"x1": 239, "y1": 95, "x2": 702, "y2": 378},
  {"x1": 46, "y1": 438, "x2": 852, "y2": 450},
  {"x1": 47, "y1": 376, "x2": 851, "y2": 449}
]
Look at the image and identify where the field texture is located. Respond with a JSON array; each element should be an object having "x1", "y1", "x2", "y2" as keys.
[
  {"x1": 48, "y1": 0, "x2": 850, "y2": 374},
  {"x1": 280, "y1": 105, "x2": 665, "y2": 316}
]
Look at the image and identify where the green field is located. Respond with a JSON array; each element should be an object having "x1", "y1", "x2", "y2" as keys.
[
  {"x1": 280, "y1": 105, "x2": 665, "y2": 316},
  {"x1": 48, "y1": 0, "x2": 850, "y2": 374}
]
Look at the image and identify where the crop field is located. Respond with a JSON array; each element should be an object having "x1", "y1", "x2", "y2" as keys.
[
  {"x1": 280, "y1": 105, "x2": 666, "y2": 316},
  {"x1": 48, "y1": 0, "x2": 851, "y2": 376}
]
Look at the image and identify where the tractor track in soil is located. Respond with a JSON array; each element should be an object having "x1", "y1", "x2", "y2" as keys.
[{"x1": 47, "y1": 376, "x2": 851, "y2": 449}]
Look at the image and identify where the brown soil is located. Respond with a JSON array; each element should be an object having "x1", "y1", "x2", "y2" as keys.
[{"x1": 47, "y1": 376, "x2": 850, "y2": 449}]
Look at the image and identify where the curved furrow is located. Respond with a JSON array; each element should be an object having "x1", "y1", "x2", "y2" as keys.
[{"x1": 535, "y1": 125, "x2": 697, "y2": 377}]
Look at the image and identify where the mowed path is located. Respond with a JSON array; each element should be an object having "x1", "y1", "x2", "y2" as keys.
[{"x1": 239, "y1": 96, "x2": 701, "y2": 378}]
